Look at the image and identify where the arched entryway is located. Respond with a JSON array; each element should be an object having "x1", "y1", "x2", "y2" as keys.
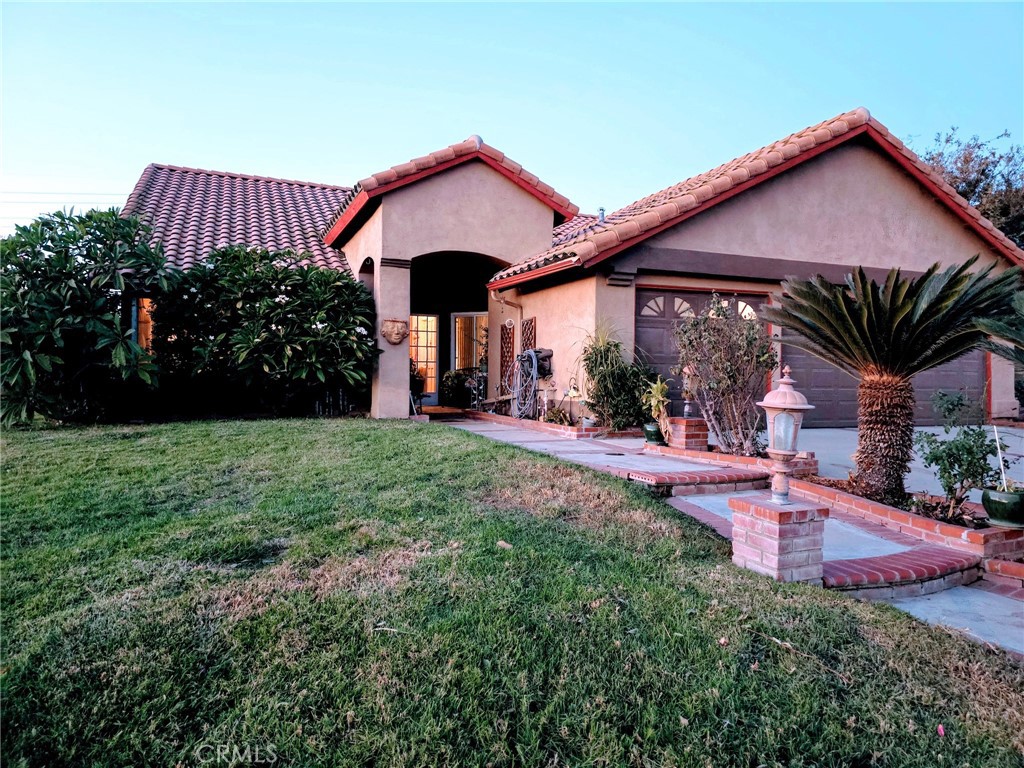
[{"x1": 409, "y1": 251, "x2": 506, "y2": 406}]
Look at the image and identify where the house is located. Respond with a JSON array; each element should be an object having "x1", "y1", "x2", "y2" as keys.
[{"x1": 123, "y1": 107, "x2": 1023, "y2": 426}]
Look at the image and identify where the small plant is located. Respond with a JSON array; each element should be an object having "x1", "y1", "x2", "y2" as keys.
[
  {"x1": 641, "y1": 376, "x2": 672, "y2": 438},
  {"x1": 543, "y1": 406, "x2": 572, "y2": 426},
  {"x1": 673, "y1": 294, "x2": 776, "y2": 456},
  {"x1": 913, "y1": 392, "x2": 1011, "y2": 524}
]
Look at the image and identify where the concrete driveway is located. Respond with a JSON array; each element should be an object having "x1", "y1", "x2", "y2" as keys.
[{"x1": 795, "y1": 426, "x2": 1024, "y2": 500}]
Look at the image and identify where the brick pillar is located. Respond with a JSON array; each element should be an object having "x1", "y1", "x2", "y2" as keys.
[
  {"x1": 666, "y1": 417, "x2": 708, "y2": 450},
  {"x1": 728, "y1": 494, "x2": 830, "y2": 584}
]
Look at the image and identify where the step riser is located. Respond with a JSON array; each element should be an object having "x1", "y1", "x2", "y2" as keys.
[
  {"x1": 632, "y1": 478, "x2": 769, "y2": 497},
  {"x1": 829, "y1": 566, "x2": 981, "y2": 600}
]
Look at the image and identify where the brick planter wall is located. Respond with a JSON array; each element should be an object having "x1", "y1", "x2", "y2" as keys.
[
  {"x1": 460, "y1": 410, "x2": 643, "y2": 440},
  {"x1": 666, "y1": 418, "x2": 709, "y2": 450},
  {"x1": 791, "y1": 479, "x2": 1024, "y2": 560},
  {"x1": 982, "y1": 558, "x2": 1024, "y2": 590},
  {"x1": 728, "y1": 495, "x2": 830, "y2": 584}
]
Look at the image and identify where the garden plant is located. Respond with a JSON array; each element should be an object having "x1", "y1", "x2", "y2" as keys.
[
  {"x1": 580, "y1": 325, "x2": 651, "y2": 430},
  {"x1": 673, "y1": 294, "x2": 776, "y2": 456},
  {"x1": 913, "y1": 392, "x2": 1009, "y2": 525},
  {"x1": 762, "y1": 257, "x2": 1020, "y2": 507},
  {"x1": 0, "y1": 210, "x2": 171, "y2": 425}
]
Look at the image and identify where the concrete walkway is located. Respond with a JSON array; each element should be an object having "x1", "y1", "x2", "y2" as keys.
[{"x1": 451, "y1": 419, "x2": 1024, "y2": 655}]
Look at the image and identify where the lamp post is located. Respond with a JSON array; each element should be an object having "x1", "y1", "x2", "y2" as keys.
[{"x1": 757, "y1": 365, "x2": 814, "y2": 505}]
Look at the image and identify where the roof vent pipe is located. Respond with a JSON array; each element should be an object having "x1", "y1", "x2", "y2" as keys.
[{"x1": 598, "y1": 207, "x2": 606, "y2": 223}]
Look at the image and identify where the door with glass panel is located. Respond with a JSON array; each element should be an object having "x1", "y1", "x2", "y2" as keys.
[
  {"x1": 409, "y1": 314, "x2": 438, "y2": 406},
  {"x1": 451, "y1": 313, "x2": 488, "y2": 372},
  {"x1": 452, "y1": 313, "x2": 488, "y2": 408}
]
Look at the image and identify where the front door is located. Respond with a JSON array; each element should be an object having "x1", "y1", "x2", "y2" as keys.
[{"x1": 409, "y1": 314, "x2": 439, "y2": 407}]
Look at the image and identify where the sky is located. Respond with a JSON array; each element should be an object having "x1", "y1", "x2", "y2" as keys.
[{"x1": 2, "y1": 2, "x2": 1022, "y2": 235}]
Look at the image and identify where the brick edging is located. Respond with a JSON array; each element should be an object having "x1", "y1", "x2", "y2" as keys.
[
  {"x1": 645, "y1": 443, "x2": 819, "y2": 476},
  {"x1": 460, "y1": 410, "x2": 643, "y2": 439},
  {"x1": 790, "y1": 479, "x2": 1024, "y2": 559}
]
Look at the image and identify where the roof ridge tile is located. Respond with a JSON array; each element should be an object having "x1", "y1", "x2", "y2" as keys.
[{"x1": 144, "y1": 163, "x2": 352, "y2": 191}]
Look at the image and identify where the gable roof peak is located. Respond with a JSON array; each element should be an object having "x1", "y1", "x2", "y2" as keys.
[
  {"x1": 489, "y1": 106, "x2": 1022, "y2": 288},
  {"x1": 323, "y1": 134, "x2": 579, "y2": 247}
]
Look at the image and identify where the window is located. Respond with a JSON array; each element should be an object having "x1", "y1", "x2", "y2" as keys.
[
  {"x1": 409, "y1": 314, "x2": 438, "y2": 394},
  {"x1": 136, "y1": 298, "x2": 154, "y2": 350}
]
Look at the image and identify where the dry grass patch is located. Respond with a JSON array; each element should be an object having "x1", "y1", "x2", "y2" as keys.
[
  {"x1": 484, "y1": 458, "x2": 681, "y2": 544},
  {"x1": 206, "y1": 539, "x2": 451, "y2": 622}
]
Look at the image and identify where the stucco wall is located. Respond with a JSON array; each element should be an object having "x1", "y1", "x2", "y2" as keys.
[
  {"x1": 382, "y1": 161, "x2": 556, "y2": 263},
  {"x1": 625, "y1": 143, "x2": 1016, "y2": 418},
  {"x1": 343, "y1": 161, "x2": 560, "y2": 418},
  {"x1": 489, "y1": 277, "x2": 644, "y2": 419},
  {"x1": 646, "y1": 142, "x2": 1005, "y2": 272}
]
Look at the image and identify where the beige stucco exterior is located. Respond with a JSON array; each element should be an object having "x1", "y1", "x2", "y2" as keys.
[
  {"x1": 496, "y1": 144, "x2": 1018, "y2": 420},
  {"x1": 342, "y1": 140, "x2": 1018, "y2": 422},
  {"x1": 340, "y1": 160, "x2": 558, "y2": 418},
  {"x1": 646, "y1": 143, "x2": 1005, "y2": 272}
]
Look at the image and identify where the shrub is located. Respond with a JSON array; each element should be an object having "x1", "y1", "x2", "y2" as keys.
[
  {"x1": 152, "y1": 246, "x2": 378, "y2": 417},
  {"x1": 913, "y1": 391, "x2": 1010, "y2": 523},
  {"x1": 440, "y1": 369, "x2": 473, "y2": 408},
  {"x1": 0, "y1": 210, "x2": 170, "y2": 424},
  {"x1": 580, "y1": 326, "x2": 650, "y2": 430},
  {"x1": 673, "y1": 295, "x2": 776, "y2": 456}
]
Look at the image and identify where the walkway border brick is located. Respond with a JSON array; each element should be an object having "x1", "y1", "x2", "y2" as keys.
[
  {"x1": 645, "y1": 443, "x2": 818, "y2": 476},
  {"x1": 460, "y1": 410, "x2": 643, "y2": 439},
  {"x1": 823, "y1": 546, "x2": 981, "y2": 599},
  {"x1": 791, "y1": 479, "x2": 1024, "y2": 559}
]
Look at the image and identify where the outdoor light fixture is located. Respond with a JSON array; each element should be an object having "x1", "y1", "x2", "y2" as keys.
[
  {"x1": 565, "y1": 377, "x2": 581, "y2": 399},
  {"x1": 756, "y1": 365, "x2": 814, "y2": 505}
]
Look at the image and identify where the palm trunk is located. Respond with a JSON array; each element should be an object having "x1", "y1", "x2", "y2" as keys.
[{"x1": 851, "y1": 372, "x2": 915, "y2": 507}]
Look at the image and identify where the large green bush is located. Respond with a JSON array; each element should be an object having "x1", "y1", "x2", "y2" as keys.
[
  {"x1": 152, "y1": 246, "x2": 378, "y2": 417},
  {"x1": 0, "y1": 210, "x2": 169, "y2": 424}
]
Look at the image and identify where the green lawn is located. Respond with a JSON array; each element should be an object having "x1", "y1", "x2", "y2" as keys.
[{"x1": 2, "y1": 419, "x2": 1022, "y2": 766}]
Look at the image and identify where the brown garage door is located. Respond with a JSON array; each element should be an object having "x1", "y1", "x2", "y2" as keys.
[
  {"x1": 635, "y1": 288, "x2": 767, "y2": 407},
  {"x1": 636, "y1": 288, "x2": 987, "y2": 427},
  {"x1": 781, "y1": 332, "x2": 987, "y2": 427}
]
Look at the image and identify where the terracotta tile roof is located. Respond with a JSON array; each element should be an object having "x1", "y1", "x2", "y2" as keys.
[
  {"x1": 122, "y1": 164, "x2": 353, "y2": 272},
  {"x1": 552, "y1": 213, "x2": 600, "y2": 246},
  {"x1": 323, "y1": 135, "x2": 579, "y2": 247},
  {"x1": 490, "y1": 107, "x2": 1024, "y2": 288}
]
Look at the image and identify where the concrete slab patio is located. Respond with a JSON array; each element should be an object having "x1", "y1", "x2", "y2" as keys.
[{"x1": 450, "y1": 418, "x2": 1024, "y2": 656}]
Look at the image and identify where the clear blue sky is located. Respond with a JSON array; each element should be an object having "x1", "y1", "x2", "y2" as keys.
[{"x1": 2, "y1": 2, "x2": 1022, "y2": 234}]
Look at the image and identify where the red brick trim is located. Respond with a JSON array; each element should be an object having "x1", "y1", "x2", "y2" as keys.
[
  {"x1": 822, "y1": 546, "x2": 980, "y2": 590},
  {"x1": 790, "y1": 479, "x2": 1024, "y2": 559},
  {"x1": 645, "y1": 442, "x2": 819, "y2": 476}
]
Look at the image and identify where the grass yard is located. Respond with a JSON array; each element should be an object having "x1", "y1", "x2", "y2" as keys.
[{"x1": 2, "y1": 419, "x2": 1023, "y2": 767}]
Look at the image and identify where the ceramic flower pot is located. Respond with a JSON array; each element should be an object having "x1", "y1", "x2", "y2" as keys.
[
  {"x1": 981, "y1": 489, "x2": 1024, "y2": 528},
  {"x1": 642, "y1": 422, "x2": 665, "y2": 444}
]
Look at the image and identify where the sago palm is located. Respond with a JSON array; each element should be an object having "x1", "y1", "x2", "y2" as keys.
[
  {"x1": 762, "y1": 256, "x2": 1020, "y2": 507},
  {"x1": 976, "y1": 290, "x2": 1024, "y2": 367}
]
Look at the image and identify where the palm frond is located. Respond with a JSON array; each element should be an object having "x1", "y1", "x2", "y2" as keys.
[
  {"x1": 762, "y1": 257, "x2": 1021, "y2": 378},
  {"x1": 977, "y1": 290, "x2": 1024, "y2": 367}
]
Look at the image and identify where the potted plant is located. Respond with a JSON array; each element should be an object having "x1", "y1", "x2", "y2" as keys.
[
  {"x1": 641, "y1": 375, "x2": 672, "y2": 444},
  {"x1": 982, "y1": 423, "x2": 1024, "y2": 528}
]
